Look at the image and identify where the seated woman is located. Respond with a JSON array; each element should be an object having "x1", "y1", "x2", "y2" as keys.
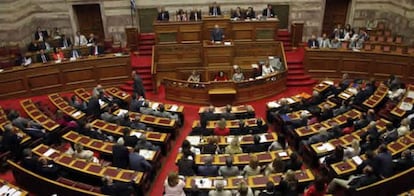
[
  {"x1": 262, "y1": 62, "x2": 275, "y2": 76},
  {"x1": 187, "y1": 70, "x2": 200, "y2": 82},
  {"x1": 231, "y1": 7, "x2": 244, "y2": 19},
  {"x1": 214, "y1": 118, "x2": 230, "y2": 136},
  {"x1": 214, "y1": 71, "x2": 228, "y2": 81},
  {"x1": 52, "y1": 47, "x2": 65, "y2": 60},
  {"x1": 232, "y1": 67, "x2": 245, "y2": 82}
]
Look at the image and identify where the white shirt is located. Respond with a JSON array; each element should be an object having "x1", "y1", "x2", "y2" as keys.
[
  {"x1": 262, "y1": 65, "x2": 275, "y2": 76},
  {"x1": 74, "y1": 35, "x2": 88, "y2": 46}
]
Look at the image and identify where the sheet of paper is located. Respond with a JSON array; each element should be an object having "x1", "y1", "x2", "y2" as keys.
[
  {"x1": 323, "y1": 80, "x2": 334, "y2": 85},
  {"x1": 316, "y1": 145, "x2": 326, "y2": 151},
  {"x1": 43, "y1": 149, "x2": 56, "y2": 157},
  {"x1": 348, "y1": 88, "x2": 358, "y2": 95},
  {"x1": 278, "y1": 151, "x2": 288, "y2": 157},
  {"x1": 407, "y1": 91, "x2": 414, "y2": 99},
  {"x1": 98, "y1": 99, "x2": 105, "y2": 106},
  {"x1": 131, "y1": 132, "x2": 142, "y2": 138},
  {"x1": 323, "y1": 143, "x2": 335, "y2": 151},
  {"x1": 195, "y1": 178, "x2": 212, "y2": 188},
  {"x1": 286, "y1": 98, "x2": 295, "y2": 104},
  {"x1": 151, "y1": 103, "x2": 159, "y2": 110},
  {"x1": 187, "y1": 136, "x2": 201, "y2": 146},
  {"x1": 11, "y1": 190, "x2": 22, "y2": 196},
  {"x1": 340, "y1": 92, "x2": 351, "y2": 98},
  {"x1": 352, "y1": 156, "x2": 363, "y2": 165},
  {"x1": 0, "y1": 185, "x2": 10, "y2": 194},
  {"x1": 72, "y1": 111, "x2": 81, "y2": 117},
  {"x1": 139, "y1": 149, "x2": 154, "y2": 159},
  {"x1": 170, "y1": 105, "x2": 178, "y2": 112},
  {"x1": 399, "y1": 102, "x2": 413, "y2": 111},
  {"x1": 214, "y1": 179, "x2": 227, "y2": 187},
  {"x1": 6, "y1": 188, "x2": 16, "y2": 195},
  {"x1": 267, "y1": 101, "x2": 280, "y2": 108},
  {"x1": 117, "y1": 109, "x2": 128, "y2": 117},
  {"x1": 259, "y1": 134, "x2": 267, "y2": 142}
]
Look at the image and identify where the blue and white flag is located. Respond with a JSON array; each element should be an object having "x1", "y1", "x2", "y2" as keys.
[{"x1": 130, "y1": 0, "x2": 136, "y2": 12}]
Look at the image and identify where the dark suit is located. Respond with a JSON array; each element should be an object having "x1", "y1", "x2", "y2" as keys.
[
  {"x1": 201, "y1": 144, "x2": 218, "y2": 154},
  {"x1": 157, "y1": 11, "x2": 170, "y2": 21},
  {"x1": 376, "y1": 151, "x2": 393, "y2": 177},
  {"x1": 112, "y1": 144, "x2": 130, "y2": 169},
  {"x1": 245, "y1": 11, "x2": 255, "y2": 18},
  {"x1": 221, "y1": 112, "x2": 236, "y2": 120},
  {"x1": 209, "y1": 6, "x2": 221, "y2": 16},
  {"x1": 22, "y1": 156, "x2": 39, "y2": 172},
  {"x1": 36, "y1": 53, "x2": 50, "y2": 63},
  {"x1": 60, "y1": 37, "x2": 72, "y2": 48},
  {"x1": 211, "y1": 28, "x2": 224, "y2": 41},
  {"x1": 34, "y1": 31, "x2": 48, "y2": 40},
  {"x1": 189, "y1": 11, "x2": 202, "y2": 21},
  {"x1": 262, "y1": 8, "x2": 275, "y2": 18},
  {"x1": 197, "y1": 165, "x2": 219, "y2": 176},
  {"x1": 86, "y1": 96, "x2": 101, "y2": 117},
  {"x1": 28, "y1": 43, "x2": 39, "y2": 52},
  {"x1": 133, "y1": 75, "x2": 146, "y2": 98},
  {"x1": 89, "y1": 45, "x2": 104, "y2": 55},
  {"x1": 307, "y1": 39, "x2": 319, "y2": 48},
  {"x1": 123, "y1": 136, "x2": 139, "y2": 147}
]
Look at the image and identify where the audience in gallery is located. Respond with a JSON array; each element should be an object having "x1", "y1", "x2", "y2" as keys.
[
  {"x1": 164, "y1": 172, "x2": 186, "y2": 196},
  {"x1": 74, "y1": 31, "x2": 88, "y2": 46},
  {"x1": 37, "y1": 49, "x2": 50, "y2": 63},
  {"x1": 232, "y1": 7, "x2": 245, "y2": 19},
  {"x1": 245, "y1": 7, "x2": 256, "y2": 19},
  {"x1": 176, "y1": 9, "x2": 188, "y2": 21},
  {"x1": 157, "y1": 7, "x2": 170, "y2": 21},
  {"x1": 307, "y1": 35, "x2": 319, "y2": 49},
  {"x1": 34, "y1": 27, "x2": 49, "y2": 42},
  {"x1": 52, "y1": 47, "x2": 65, "y2": 60}
]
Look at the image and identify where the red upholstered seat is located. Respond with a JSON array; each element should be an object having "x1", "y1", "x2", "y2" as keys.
[{"x1": 56, "y1": 177, "x2": 76, "y2": 186}]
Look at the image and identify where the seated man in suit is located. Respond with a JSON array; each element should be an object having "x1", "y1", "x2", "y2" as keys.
[
  {"x1": 157, "y1": 7, "x2": 169, "y2": 21},
  {"x1": 189, "y1": 8, "x2": 202, "y2": 21},
  {"x1": 198, "y1": 156, "x2": 219, "y2": 176},
  {"x1": 307, "y1": 34, "x2": 319, "y2": 48},
  {"x1": 101, "y1": 176, "x2": 134, "y2": 196},
  {"x1": 34, "y1": 27, "x2": 48, "y2": 41},
  {"x1": 209, "y1": 1, "x2": 221, "y2": 16},
  {"x1": 327, "y1": 166, "x2": 378, "y2": 193},
  {"x1": 211, "y1": 24, "x2": 224, "y2": 42},
  {"x1": 221, "y1": 105, "x2": 236, "y2": 120},
  {"x1": 129, "y1": 146, "x2": 152, "y2": 172},
  {"x1": 60, "y1": 34, "x2": 72, "y2": 48},
  {"x1": 262, "y1": 4, "x2": 275, "y2": 18},
  {"x1": 89, "y1": 43, "x2": 104, "y2": 56},
  {"x1": 112, "y1": 138, "x2": 129, "y2": 169},
  {"x1": 74, "y1": 31, "x2": 88, "y2": 46},
  {"x1": 245, "y1": 7, "x2": 256, "y2": 19},
  {"x1": 231, "y1": 7, "x2": 244, "y2": 19},
  {"x1": 37, "y1": 49, "x2": 50, "y2": 63}
]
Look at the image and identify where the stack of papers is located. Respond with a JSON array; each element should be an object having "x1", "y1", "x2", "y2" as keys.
[
  {"x1": 139, "y1": 149, "x2": 154, "y2": 159},
  {"x1": 286, "y1": 98, "x2": 295, "y2": 104},
  {"x1": 195, "y1": 178, "x2": 212, "y2": 188},
  {"x1": 399, "y1": 102, "x2": 413, "y2": 111},
  {"x1": 278, "y1": 151, "x2": 288, "y2": 157},
  {"x1": 323, "y1": 80, "x2": 334, "y2": 85},
  {"x1": 316, "y1": 143, "x2": 335, "y2": 152},
  {"x1": 352, "y1": 156, "x2": 363, "y2": 165},
  {"x1": 267, "y1": 101, "x2": 280, "y2": 108},
  {"x1": 348, "y1": 88, "x2": 358, "y2": 94},
  {"x1": 407, "y1": 91, "x2": 414, "y2": 99},
  {"x1": 131, "y1": 132, "x2": 142, "y2": 138},
  {"x1": 117, "y1": 109, "x2": 129, "y2": 117},
  {"x1": 340, "y1": 92, "x2": 351, "y2": 98},
  {"x1": 43, "y1": 149, "x2": 56, "y2": 157},
  {"x1": 213, "y1": 179, "x2": 227, "y2": 187},
  {"x1": 151, "y1": 103, "x2": 159, "y2": 110},
  {"x1": 170, "y1": 105, "x2": 178, "y2": 112},
  {"x1": 72, "y1": 111, "x2": 82, "y2": 117},
  {"x1": 259, "y1": 134, "x2": 267, "y2": 143},
  {"x1": 187, "y1": 136, "x2": 201, "y2": 146},
  {"x1": 98, "y1": 99, "x2": 105, "y2": 106}
]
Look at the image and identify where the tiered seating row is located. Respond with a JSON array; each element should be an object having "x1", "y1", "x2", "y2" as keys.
[
  {"x1": 0, "y1": 106, "x2": 31, "y2": 144},
  {"x1": 48, "y1": 93, "x2": 85, "y2": 120},
  {"x1": 192, "y1": 117, "x2": 265, "y2": 129},
  {"x1": 186, "y1": 132, "x2": 277, "y2": 147},
  {"x1": 391, "y1": 84, "x2": 414, "y2": 118},
  {"x1": 20, "y1": 99, "x2": 60, "y2": 131},
  {"x1": 363, "y1": 84, "x2": 388, "y2": 109}
]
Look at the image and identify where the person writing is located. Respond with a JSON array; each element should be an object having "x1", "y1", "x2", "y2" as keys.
[
  {"x1": 214, "y1": 71, "x2": 228, "y2": 81},
  {"x1": 211, "y1": 24, "x2": 224, "y2": 42},
  {"x1": 187, "y1": 70, "x2": 200, "y2": 82}
]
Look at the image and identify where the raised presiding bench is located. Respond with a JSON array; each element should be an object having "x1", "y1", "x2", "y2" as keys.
[
  {"x1": 184, "y1": 169, "x2": 314, "y2": 190},
  {"x1": 32, "y1": 144, "x2": 144, "y2": 184},
  {"x1": 0, "y1": 54, "x2": 131, "y2": 99},
  {"x1": 177, "y1": 149, "x2": 292, "y2": 166},
  {"x1": 198, "y1": 104, "x2": 255, "y2": 116},
  {"x1": 192, "y1": 117, "x2": 266, "y2": 130},
  {"x1": 62, "y1": 131, "x2": 160, "y2": 162},
  {"x1": 20, "y1": 99, "x2": 60, "y2": 131},
  {"x1": 186, "y1": 132, "x2": 277, "y2": 147},
  {"x1": 0, "y1": 178, "x2": 29, "y2": 196}
]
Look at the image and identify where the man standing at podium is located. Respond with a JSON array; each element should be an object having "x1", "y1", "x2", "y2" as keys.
[
  {"x1": 209, "y1": 2, "x2": 221, "y2": 16},
  {"x1": 211, "y1": 24, "x2": 224, "y2": 42}
]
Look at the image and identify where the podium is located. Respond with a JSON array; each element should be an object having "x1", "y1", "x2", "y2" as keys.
[
  {"x1": 203, "y1": 40, "x2": 234, "y2": 67},
  {"x1": 208, "y1": 81, "x2": 236, "y2": 106}
]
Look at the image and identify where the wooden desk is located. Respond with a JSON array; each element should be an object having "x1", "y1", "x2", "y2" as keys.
[
  {"x1": 0, "y1": 54, "x2": 131, "y2": 99},
  {"x1": 113, "y1": 110, "x2": 177, "y2": 130},
  {"x1": 391, "y1": 85, "x2": 414, "y2": 118},
  {"x1": 20, "y1": 99, "x2": 60, "y2": 131},
  {"x1": 153, "y1": 17, "x2": 279, "y2": 44},
  {"x1": 48, "y1": 93, "x2": 85, "y2": 120},
  {"x1": 105, "y1": 87, "x2": 131, "y2": 103},
  {"x1": 304, "y1": 48, "x2": 414, "y2": 83},
  {"x1": 266, "y1": 93, "x2": 311, "y2": 110},
  {"x1": 0, "y1": 177, "x2": 29, "y2": 196},
  {"x1": 208, "y1": 87, "x2": 237, "y2": 105},
  {"x1": 74, "y1": 88, "x2": 108, "y2": 109},
  {"x1": 198, "y1": 105, "x2": 254, "y2": 115},
  {"x1": 186, "y1": 132, "x2": 277, "y2": 147},
  {"x1": 62, "y1": 131, "x2": 160, "y2": 162},
  {"x1": 362, "y1": 84, "x2": 388, "y2": 109},
  {"x1": 184, "y1": 169, "x2": 313, "y2": 190},
  {"x1": 203, "y1": 40, "x2": 234, "y2": 67},
  {"x1": 32, "y1": 144, "x2": 144, "y2": 184},
  {"x1": 0, "y1": 106, "x2": 31, "y2": 144}
]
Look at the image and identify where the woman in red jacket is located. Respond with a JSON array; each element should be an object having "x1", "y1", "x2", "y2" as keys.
[{"x1": 214, "y1": 118, "x2": 230, "y2": 136}]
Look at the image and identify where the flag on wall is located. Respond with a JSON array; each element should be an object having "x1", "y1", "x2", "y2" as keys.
[{"x1": 130, "y1": 0, "x2": 136, "y2": 12}]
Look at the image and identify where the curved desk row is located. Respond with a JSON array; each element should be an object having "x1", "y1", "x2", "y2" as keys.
[
  {"x1": 0, "y1": 54, "x2": 131, "y2": 99},
  {"x1": 164, "y1": 72, "x2": 287, "y2": 105},
  {"x1": 304, "y1": 48, "x2": 414, "y2": 83}
]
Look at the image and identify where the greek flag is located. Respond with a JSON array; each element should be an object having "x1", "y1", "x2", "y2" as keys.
[{"x1": 130, "y1": 0, "x2": 136, "y2": 12}]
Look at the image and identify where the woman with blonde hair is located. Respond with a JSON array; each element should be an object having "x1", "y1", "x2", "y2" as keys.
[
  {"x1": 225, "y1": 136, "x2": 243, "y2": 154},
  {"x1": 276, "y1": 169, "x2": 299, "y2": 195},
  {"x1": 232, "y1": 66, "x2": 245, "y2": 82},
  {"x1": 235, "y1": 180, "x2": 254, "y2": 196},
  {"x1": 164, "y1": 172, "x2": 185, "y2": 196},
  {"x1": 242, "y1": 155, "x2": 261, "y2": 177},
  {"x1": 343, "y1": 140, "x2": 361, "y2": 159}
]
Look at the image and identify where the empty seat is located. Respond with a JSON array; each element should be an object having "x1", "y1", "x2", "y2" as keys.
[
  {"x1": 56, "y1": 177, "x2": 76, "y2": 186},
  {"x1": 74, "y1": 182, "x2": 93, "y2": 191}
]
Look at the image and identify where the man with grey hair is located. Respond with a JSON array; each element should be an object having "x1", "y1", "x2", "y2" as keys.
[
  {"x1": 208, "y1": 179, "x2": 232, "y2": 196},
  {"x1": 197, "y1": 156, "x2": 219, "y2": 176},
  {"x1": 112, "y1": 137, "x2": 129, "y2": 169}
]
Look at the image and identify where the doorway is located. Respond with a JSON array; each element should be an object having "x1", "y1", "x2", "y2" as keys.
[
  {"x1": 272, "y1": 5, "x2": 290, "y2": 29},
  {"x1": 322, "y1": 0, "x2": 351, "y2": 35},
  {"x1": 73, "y1": 4, "x2": 105, "y2": 41},
  {"x1": 138, "y1": 8, "x2": 159, "y2": 33}
]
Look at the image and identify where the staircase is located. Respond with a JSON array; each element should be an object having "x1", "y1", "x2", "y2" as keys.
[
  {"x1": 277, "y1": 29, "x2": 317, "y2": 87},
  {"x1": 120, "y1": 33, "x2": 155, "y2": 93}
]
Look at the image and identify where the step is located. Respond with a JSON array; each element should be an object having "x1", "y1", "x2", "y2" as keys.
[
  {"x1": 134, "y1": 69, "x2": 152, "y2": 74},
  {"x1": 138, "y1": 51, "x2": 153, "y2": 55},
  {"x1": 120, "y1": 85, "x2": 153, "y2": 92},
  {"x1": 131, "y1": 64, "x2": 152, "y2": 69},
  {"x1": 287, "y1": 75, "x2": 312, "y2": 81},
  {"x1": 138, "y1": 45, "x2": 153, "y2": 50},
  {"x1": 284, "y1": 46, "x2": 293, "y2": 51},
  {"x1": 288, "y1": 69, "x2": 305, "y2": 75},
  {"x1": 282, "y1": 42, "x2": 292, "y2": 47},
  {"x1": 277, "y1": 29, "x2": 290, "y2": 37},
  {"x1": 277, "y1": 37, "x2": 291, "y2": 42},
  {"x1": 287, "y1": 64, "x2": 304, "y2": 70},
  {"x1": 139, "y1": 40, "x2": 155, "y2": 45},
  {"x1": 286, "y1": 79, "x2": 317, "y2": 86}
]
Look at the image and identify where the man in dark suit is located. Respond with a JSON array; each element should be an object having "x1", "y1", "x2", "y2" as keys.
[
  {"x1": 197, "y1": 156, "x2": 218, "y2": 176},
  {"x1": 34, "y1": 27, "x2": 48, "y2": 41},
  {"x1": 129, "y1": 146, "x2": 152, "y2": 172},
  {"x1": 375, "y1": 144, "x2": 393, "y2": 178},
  {"x1": 244, "y1": 135, "x2": 267, "y2": 153},
  {"x1": 262, "y1": 4, "x2": 275, "y2": 18},
  {"x1": 37, "y1": 49, "x2": 50, "y2": 63},
  {"x1": 307, "y1": 35, "x2": 320, "y2": 48},
  {"x1": 1, "y1": 124, "x2": 22, "y2": 157},
  {"x1": 190, "y1": 9, "x2": 202, "y2": 21},
  {"x1": 221, "y1": 105, "x2": 236, "y2": 120},
  {"x1": 209, "y1": 2, "x2": 221, "y2": 16},
  {"x1": 211, "y1": 24, "x2": 224, "y2": 42},
  {"x1": 69, "y1": 45, "x2": 81, "y2": 59},
  {"x1": 60, "y1": 34, "x2": 72, "y2": 48},
  {"x1": 86, "y1": 94, "x2": 101, "y2": 118},
  {"x1": 122, "y1": 128, "x2": 138, "y2": 147},
  {"x1": 157, "y1": 7, "x2": 169, "y2": 21},
  {"x1": 132, "y1": 71, "x2": 146, "y2": 98},
  {"x1": 27, "y1": 40, "x2": 40, "y2": 52},
  {"x1": 112, "y1": 138, "x2": 130, "y2": 169},
  {"x1": 21, "y1": 148, "x2": 39, "y2": 172},
  {"x1": 89, "y1": 43, "x2": 104, "y2": 56}
]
